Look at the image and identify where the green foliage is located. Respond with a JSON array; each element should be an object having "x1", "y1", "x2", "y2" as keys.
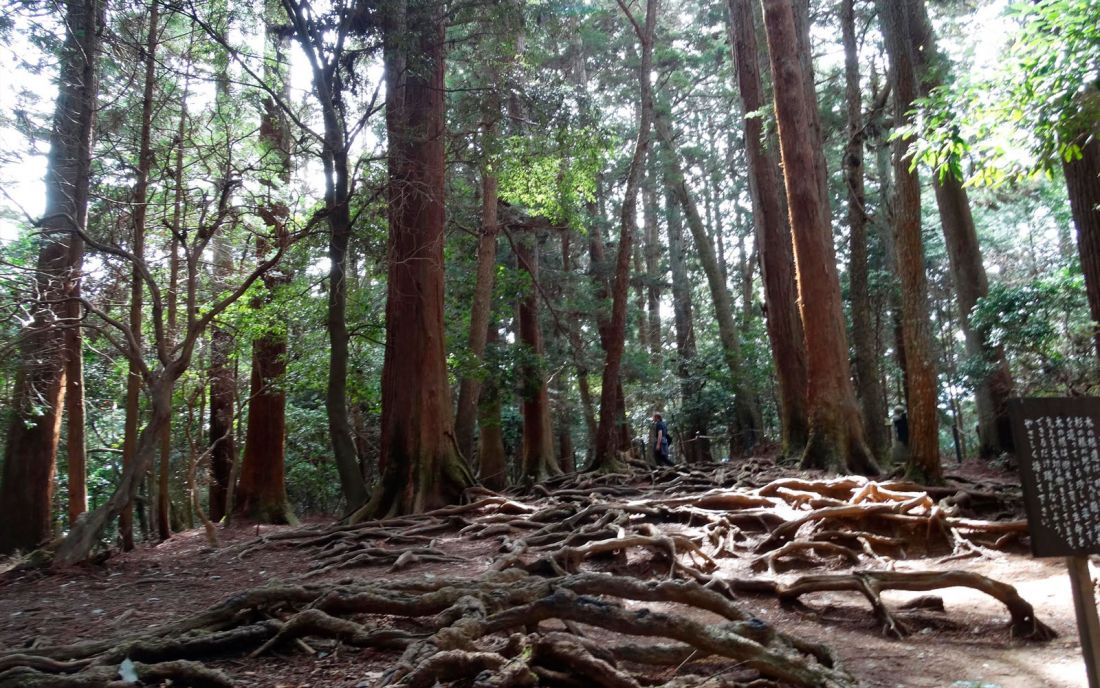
[
  {"x1": 496, "y1": 126, "x2": 608, "y2": 227},
  {"x1": 909, "y1": 0, "x2": 1100, "y2": 184},
  {"x1": 969, "y1": 269, "x2": 1097, "y2": 394}
]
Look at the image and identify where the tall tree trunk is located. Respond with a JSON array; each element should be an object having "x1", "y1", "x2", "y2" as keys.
[
  {"x1": 207, "y1": 236, "x2": 236, "y2": 522},
  {"x1": 633, "y1": 240, "x2": 649, "y2": 353},
  {"x1": 277, "y1": 0, "x2": 371, "y2": 511},
  {"x1": 792, "y1": 0, "x2": 830, "y2": 231},
  {"x1": 876, "y1": 0, "x2": 941, "y2": 483},
  {"x1": 65, "y1": 237, "x2": 87, "y2": 527},
  {"x1": 325, "y1": 170, "x2": 368, "y2": 509},
  {"x1": 594, "y1": 0, "x2": 658, "y2": 468},
  {"x1": 158, "y1": 61, "x2": 189, "y2": 542},
  {"x1": 515, "y1": 233, "x2": 560, "y2": 481},
  {"x1": 840, "y1": 0, "x2": 888, "y2": 460},
  {"x1": 120, "y1": 0, "x2": 159, "y2": 548},
  {"x1": 569, "y1": 15, "x2": 626, "y2": 460},
  {"x1": 643, "y1": 164, "x2": 662, "y2": 362},
  {"x1": 454, "y1": 168, "x2": 500, "y2": 462},
  {"x1": 1064, "y1": 132, "x2": 1100, "y2": 368},
  {"x1": 27, "y1": 0, "x2": 100, "y2": 546},
  {"x1": 560, "y1": 233, "x2": 598, "y2": 454},
  {"x1": 206, "y1": 39, "x2": 238, "y2": 522},
  {"x1": 358, "y1": 0, "x2": 474, "y2": 517},
  {"x1": 237, "y1": 8, "x2": 295, "y2": 525},
  {"x1": 665, "y1": 183, "x2": 711, "y2": 463},
  {"x1": 905, "y1": 0, "x2": 1014, "y2": 458},
  {"x1": 761, "y1": 0, "x2": 878, "y2": 476},
  {"x1": 869, "y1": 64, "x2": 908, "y2": 422},
  {"x1": 655, "y1": 111, "x2": 762, "y2": 453},
  {"x1": 727, "y1": 0, "x2": 808, "y2": 457}
]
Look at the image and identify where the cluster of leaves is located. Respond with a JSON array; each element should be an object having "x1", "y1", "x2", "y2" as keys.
[
  {"x1": 497, "y1": 126, "x2": 608, "y2": 228},
  {"x1": 970, "y1": 269, "x2": 1097, "y2": 395},
  {"x1": 908, "y1": 0, "x2": 1100, "y2": 185}
]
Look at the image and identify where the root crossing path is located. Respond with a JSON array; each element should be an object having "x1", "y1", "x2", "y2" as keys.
[{"x1": 0, "y1": 459, "x2": 1063, "y2": 687}]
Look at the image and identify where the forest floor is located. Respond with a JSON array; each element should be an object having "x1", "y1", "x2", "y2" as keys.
[{"x1": 0, "y1": 456, "x2": 1089, "y2": 688}]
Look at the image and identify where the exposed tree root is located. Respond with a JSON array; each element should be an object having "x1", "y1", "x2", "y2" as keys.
[
  {"x1": 776, "y1": 570, "x2": 1057, "y2": 640},
  {"x1": 1, "y1": 461, "x2": 1050, "y2": 687},
  {"x1": 0, "y1": 659, "x2": 232, "y2": 688},
  {"x1": 0, "y1": 569, "x2": 854, "y2": 687}
]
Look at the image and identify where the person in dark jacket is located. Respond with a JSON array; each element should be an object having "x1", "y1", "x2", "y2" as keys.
[{"x1": 653, "y1": 413, "x2": 673, "y2": 466}]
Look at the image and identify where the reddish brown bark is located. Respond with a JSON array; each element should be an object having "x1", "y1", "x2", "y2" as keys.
[
  {"x1": 236, "y1": 327, "x2": 293, "y2": 523},
  {"x1": 905, "y1": 0, "x2": 1014, "y2": 458},
  {"x1": 360, "y1": 0, "x2": 473, "y2": 517},
  {"x1": 515, "y1": 233, "x2": 561, "y2": 482},
  {"x1": 727, "y1": 0, "x2": 809, "y2": 457},
  {"x1": 876, "y1": 0, "x2": 941, "y2": 483},
  {"x1": 207, "y1": 237, "x2": 236, "y2": 522},
  {"x1": 761, "y1": 0, "x2": 878, "y2": 476},
  {"x1": 791, "y1": 0, "x2": 829, "y2": 231},
  {"x1": 840, "y1": 0, "x2": 888, "y2": 460},
  {"x1": 235, "y1": 9, "x2": 295, "y2": 525}
]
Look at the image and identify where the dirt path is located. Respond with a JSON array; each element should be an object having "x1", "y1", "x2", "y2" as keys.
[{"x1": 0, "y1": 461, "x2": 1089, "y2": 687}]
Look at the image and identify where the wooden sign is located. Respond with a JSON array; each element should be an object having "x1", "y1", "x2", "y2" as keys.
[
  {"x1": 1008, "y1": 397, "x2": 1100, "y2": 558},
  {"x1": 1010, "y1": 397, "x2": 1100, "y2": 688}
]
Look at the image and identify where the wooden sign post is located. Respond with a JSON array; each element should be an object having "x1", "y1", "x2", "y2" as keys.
[{"x1": 1009, "y1": 398, "x2": 1100, "y2": 688}]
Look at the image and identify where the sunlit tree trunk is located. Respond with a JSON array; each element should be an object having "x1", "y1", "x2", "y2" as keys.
[
  {"x1": 906, "y1": 0, "x2": 1014, "y2": 458},
  {"x1": 727, "y1": 0, "x2": 808, "y2": 457},
  {"x1": 790, "y1": 0, "x2": 829, "y2": 220},
  {"x1": 876, "y1": 0, "x2": 941, "y2": 483},
  {"x1": 761, "y1": 0, "x2": 878, "y2": 475}
]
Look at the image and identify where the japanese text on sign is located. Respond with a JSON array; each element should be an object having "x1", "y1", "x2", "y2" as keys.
[{"x1": 1010, "y1": 398, "x2": 1100, "y2": 557}]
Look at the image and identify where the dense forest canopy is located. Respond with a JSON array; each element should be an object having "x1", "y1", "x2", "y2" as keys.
[{"x1": 0, "y1": 0, "x2": 1096, "y2": 560}]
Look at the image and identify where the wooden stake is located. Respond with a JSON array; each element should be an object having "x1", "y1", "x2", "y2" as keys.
[{"x1": 1068, "y1": 556, "x2": 1100, "y2": 688}]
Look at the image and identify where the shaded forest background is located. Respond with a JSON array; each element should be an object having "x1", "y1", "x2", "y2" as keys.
[{"x1": 0, "y1": 0, "x2": 1097, "y2": 562}]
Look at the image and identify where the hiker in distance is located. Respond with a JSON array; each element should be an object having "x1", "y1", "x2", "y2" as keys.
[{"x1": 653, "y1": 413, "x2": 673, "y2": 466}]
